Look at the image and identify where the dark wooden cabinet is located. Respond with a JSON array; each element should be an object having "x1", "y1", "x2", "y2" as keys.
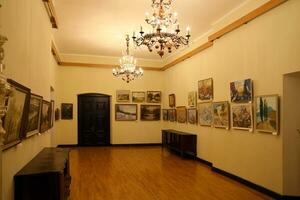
[
  {"x1": 14, "y1": 148, "x2": 71, "y2": 200},
  {"x1": 162, "y1": 129, "x2": 197, "y2": 158}
]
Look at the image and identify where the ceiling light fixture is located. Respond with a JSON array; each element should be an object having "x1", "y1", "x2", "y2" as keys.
[
  {"x1": 112, "y1": 35, "x2": 143, "y2": 83},
  {"x1": 132, "y1": 0, "x2": 191, "y2": 57}
]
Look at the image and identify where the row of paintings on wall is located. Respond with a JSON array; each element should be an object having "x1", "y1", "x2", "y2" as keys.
[
  {"x1": 163, "y1": 95, "x2": 279, "y2": 134},
  {"x1": 175, "y1": 78, "x2": 253, "y2": 105},
  {"x1": 116, "y1": 90, "x2": 161, "y2": 103},
  {"x1": 2, "y1": 79, "x2": 54, "y2": 150},
  {"x1": 115, "y1": 104, "x2": 161, "y2": 121}
]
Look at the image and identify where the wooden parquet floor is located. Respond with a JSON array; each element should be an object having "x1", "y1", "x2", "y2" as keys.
[{"x1": 69, "y1": 146, "x2": 274, "y2": 200}]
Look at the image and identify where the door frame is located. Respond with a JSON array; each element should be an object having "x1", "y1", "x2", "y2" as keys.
[{"x1": 77, "y1": 93, "x2": 111, "y2": 146}]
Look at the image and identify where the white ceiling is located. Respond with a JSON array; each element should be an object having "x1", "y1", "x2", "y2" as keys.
[{"x1": 53, "y1": 0, "x2": 246, "y2": 60}]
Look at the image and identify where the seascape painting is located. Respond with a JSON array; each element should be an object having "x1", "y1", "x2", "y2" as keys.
[
  {"x1": 132, "y1": 91, "x2": 145, "y2": 103},
  {"x1": 187, "y1": 108, "x2": 197, "y2": 124},
  {"x1": 176, "y1": 106, "x2": 187, "y2": 123},
  {"x1": 188, "y1": 91, "x2": 197, "y2": 107},
  {"x1": 231, "y1": 103, "x2": 253, "y2": 131},
  {"x1": 116, "y1": 90, "x2": 130, "y2": 102},
  {"x1": 213, "y1": 101, "x2": 229, "y2": 129},
  {"x1": 198, "y1": 78, "x2": 213, "y2": 101},
  {"x1": 198, "y1": 102, "x2": 213, "y2": 126},
  {"x1": 168, "y1": 109, "x2": 176, "y2": 122},
  {"x1": 140, "y1": 105, "x2": 161, "y2": 121},
  {"x1": 115, "y1": 104, "x2": 137, "y2": 121},
  {"x1": 230, "y1": 79, "x2": 252, "y2": 103},
  {"x1": 255, "y1": 95, "x2": 278, "y2": 133},
  {"x1": 40, "y1": 100, "x2": 51, "y2": 133},
  {"x1": 147, "y1": 91, "x2": 161, "y2": 103},
  {"x1": 26, "y1": 94, "x2": 43, "y2": 137}
]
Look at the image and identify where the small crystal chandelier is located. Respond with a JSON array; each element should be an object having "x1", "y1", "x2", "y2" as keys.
[
  {"x1": 132, "y1": 0, "x2": 191, "y2": 57},
  {"x1": 112, "y1": 35, "x2": 143, "y2": 83}
]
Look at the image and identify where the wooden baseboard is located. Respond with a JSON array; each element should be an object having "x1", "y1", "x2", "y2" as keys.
[
  {"x1": 111, "y1": 143, "x2": 162, "y2": 147},
  {"x1": 282, "y1": 196, "x2": 300, "y2": 200},
  {"x1": 195, "y1": 157, "x2": 213, "y2": 167}
]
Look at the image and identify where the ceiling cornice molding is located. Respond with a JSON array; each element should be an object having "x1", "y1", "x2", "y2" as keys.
[
  {"x1": 51, "y1": 0, "x2": 288, "y2": 72},
  {"x1": 42, "y1": 0, "x2": 58, "y2": 29}
]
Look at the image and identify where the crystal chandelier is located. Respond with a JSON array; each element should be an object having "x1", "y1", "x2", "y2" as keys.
[
  {"x1": 132, "y1": 0, "x2": 191, "y2": 57},
  {"x1": 112, "y1": 35, "x2": 143, "y2": 83}
]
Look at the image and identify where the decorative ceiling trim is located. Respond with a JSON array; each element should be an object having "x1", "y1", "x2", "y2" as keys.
[
  {"x1": 42, "y1": 0, "x2": 58, "y2": 29},
  {"x1": 51, "y1": 0, "x2": 287, "y2": 72},
  {"x1": 208, "y1": 0, "x2": 287, "y2": 42}
]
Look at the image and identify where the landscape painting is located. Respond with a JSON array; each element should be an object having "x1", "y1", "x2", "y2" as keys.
[
  {"x1": 231, "y1": 103, "x2": 253, "y2": 131},
  {"x1": 115, "y1": 104, "x2": 137, "y2": 121},
  {"x1": 188, "y1": 91, "x2": 197, "y2": 107},
  {"x1": 230, "y1": 78, "x2": 252, "y2": 103},
  {"x1": 198, "y1": 78, "x2": 213, "y2": 101},
  {"x1": 176, "y1": 106, "x2": 187, "y2": 123},
  {"x1": 26, "y1": 94, "x2": 43, "y2": 137},
  {"x1": 162, "y1": 109, "x2": 168, "y2": 121},
  {"x1": 147, "y1": 91, "x2": 161, "y2": 103},
  {"x1": 40, "y1": 100, "x2": 51, "y2": 133},
  {"x1": 168, "y1": 109, "x2": 176, "y2": 122},
  {"x1": 116, "y1": 90, "x2": 130, "y2": 102},
  {"x1": 169, "y1": 94, "x2": 176, "y2": 107},
  {"x1": 187, "y1": 108, "x2": 197, "y2": 124},
  {"x1": 132, "y1": 91, "x2": 145, "y2": 103},
  {"x1": 255, "y1": 95, "x2": 278, "y2": 133},
  {"x1": 213, "y1": 101, "x2": 229, "y2": 129},
  {"x1": 140, "y1": 105, "x2": 161, "y2": 121},
  {"x1": 198, "y1": 102, "x2": 213, "y2": 126},
  {"x1": 3, "y1": 79, "x2": 30, "y2": 149}
]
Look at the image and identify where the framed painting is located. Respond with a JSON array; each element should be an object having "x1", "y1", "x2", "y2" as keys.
[
  {"x1": 255, "y1": 95, "x2": 279, "y2": 134},
  {"x1": 147, "y1": 91, "x2": 161, "y2": 103},
  {"x1": 188, "y1": 91, "x2": 197, "y2": 107},
  {"x1": 168, "y1": 109, "x2": 176, "y2": 122},
  {"x1": 26, "y1": 93, "x2": 43, "y2": 138},
  {"x1": 140, "y1": 105, "x2": 161, "y2": 121},
  {"x1": 55, "y1": 108, "x2": 60, "y2": 121},
  {"x1": 162, "y1": 109, "x2": 168, "y2": 121},
  {"x1": 198, "y1": 78, "x2": 213, "y2": 101},
  {"x1": 115, "y1": 104, "x2": 137, "y2": 121},
  {"x1": 3, "y1": 79, "x2": 30, "y2": 150},
  {"x1": 187, "y1": 108, "x2": 197, "y2": 124},
  {"x1": 61, "y1": 103, "x2": 73, "y2": 120},
  {"x1": 50, "y1": 100, "x2": 54, "y2": 128},
  {"x1": 176, "y1": 106, "x2": 187, "y2": 123},
  {"x1": 132, "y1": 91, "x2": 145, "y2": 103},
  {"x1": 231, "y1": 103, "x2": 253, "y2": 131},
  {"x1": 212, "y1": 101, "x2": 230, "y2": 129},
  {"x1": 116, "y1": 90, "x2": 130, "y2": 102},
  {"x1": 40, "y1": 100, "x2": 51, "y2": 133},
  {"x1": 230, "y1": 78, "x2": 253, "y2": 103},
  {"x1": 198, "y1": 102, "x2": 213, "y2": 126},
  {"x1": 169, "y1": 94, "x2": 176, "y2": 108}
]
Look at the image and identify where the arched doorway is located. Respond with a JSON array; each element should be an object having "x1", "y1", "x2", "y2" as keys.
[{"x1": 78, "y1": 93, "x2": 110, "y2": 146}]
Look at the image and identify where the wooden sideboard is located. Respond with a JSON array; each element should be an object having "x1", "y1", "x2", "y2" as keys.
[
  {"x1": 14, "y1": 147, "x2": 71, "y2": 200},
  {"x1": 162, "y1": 129, "x2": 197, "y2": 158}
]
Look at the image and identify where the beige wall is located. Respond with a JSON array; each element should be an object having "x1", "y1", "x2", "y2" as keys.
[
  {"x1": 0, "y1": 0, "x2": 58, "y2": 199},
  {"x1": 283, "y1": 72, "x2": 300, "y2": 196},
  {"x1": 162, "y1": 0, "x2": 300, "y2": 194},
  {"x1": 56, "y1": 66, "x2": 164, "y2": 145}
]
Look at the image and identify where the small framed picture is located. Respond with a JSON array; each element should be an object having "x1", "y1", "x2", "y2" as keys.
[
  {"x1": 176, "y1": 106, "x2": 187, "y2": 123},
  {"x1": 212, "y1": 101, "x2": 230, "y2": 129},
  {"x1": 61, "y1": 103, "x2": 73, "y2": 120},
  {"x1": 50, "y1": 100, "x2": 55, "y2": 128},
  {"x1": 132, "y1": 91, "x2": 145, "y2": 103},
  {"x1": 198, "y1": 102, "x2": 213, "y2": 126},
  {"x1": 231, "y1": 103, "x2": 253, "y2": 131},
  {"x1": 198, "y1": 78, "x2": 213, "y2": 101},
  {"x1": 168, "y1": 109, "x2": 176, "y2": 122},
  {"x1": 26, "y1": 93, "x2": 43, "y2": 138},
  {"x1": 162, "y1": 109, "x2": 168, "y2": 121},
  {"x1": 188, "y1": 91, "x2": 197, "y2": 107},
  {"x1": 55, "y1": 108, "x2": 60, "y2": 121},
  {"x1": 147, "y1": 91, "x2": 161, "y2": 103},
  {"x1": 140, "y1": 105, "x2": 161, "y2": 121},
  {"x1": 169, "y1": 94, "x2": 176, "y2": 108},
  {"x1": 115, "y1": 104, "x2": 137, "y2": 121},
  {"x1": 255, "y1": 95, "x2": 279, "y2": 134},
  {"x1": 116, "y1": 90, "x2": 130, "y2": 102},
  {"x1": 187, "y1": 108, "x2": 197, "y2": 124},
  {"x1": 40, "y1": 100, "x2": 51, "y2": 133},
  {"x1": 230, "y1": 78, "x2": 253, "y2": 103}
]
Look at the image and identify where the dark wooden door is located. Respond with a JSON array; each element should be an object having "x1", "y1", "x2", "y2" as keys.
[{"x1": 78, "y1": 94, "x2": 110, "y2": 146}]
